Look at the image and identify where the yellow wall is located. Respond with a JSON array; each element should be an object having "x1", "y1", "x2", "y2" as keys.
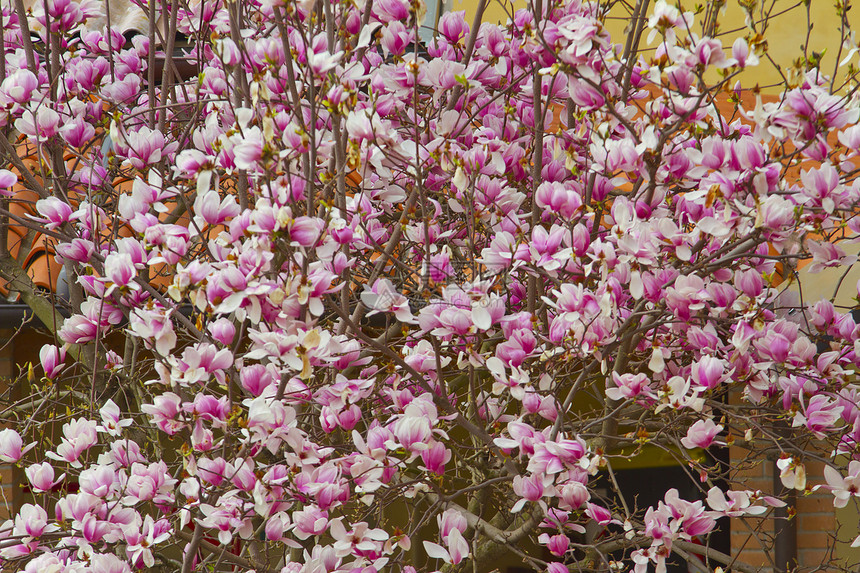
[{"x1": 454, "y1": 0, "x2": 860, "y2": 93}]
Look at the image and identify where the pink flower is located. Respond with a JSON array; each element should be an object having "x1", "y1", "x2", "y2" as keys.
[
  {"x1": 424, "y1": 512, "x2": 470, "y2": 565},
  {"x1": 265, "y1": 512, "x2": 291, "y2": 541},
  {"x1": 0, "y1": 429, "x2": 28, "y2": 463},
  {"x1": 34, "y1": 197, "x2": 73, "y2": 230},
  {"x1": 46, "y1": 418, "x2": 98, "y2": 467},
  {"x1": 420, "y1": 441, "x2": 451, "y2": 475},
  {"x1": 512, "y1": 474, "x2": 546, "y2": 512},
  {"x1": 79, "y1": 464, "x2": 118, "y2": 498},
  {"x1": 125, "y1": 515, "x2": 171, "y2": 567},
  {"x1": 0, "y1": 169, "x2": 16, "y2": 191},
  {"x1": 1, "y1": 69, "x2": 39, "y2": 104},
  {"x1": 330, "y1": 519, "x2": 389, "y2": 558},
  {"x1": 480, "y1": 231, "x2": 518, "y2": 272},
  {"x1": 13, "y1": 503, "x2": 56, "y2": 538},
  {"x1": 120, "y1": 126, "x2": 169, "y2": 169},
  {"x1": 734, "y1": 269, "x2": 763, "y2": 298},
  {"x1": 61, "y1": 115, "x2": 96, "y2": 148},
  {"x1": 55, "y1": 238, "x2": 95, "y2": 264},
  {"x1": 25, "y1": 462, "x2": 63, "y2": 493},
  {"x1": 15, "y1": 106, "x2": 60, "y2": 141},
  {"x1": 731, "y1": 37, "x2": 758, "y2": 68},
  {"x1": 194, "y1": 458, "x2": 227, "y2": 487},
  {"x1": 232, "y1": 126, "x2": 263, "y2": 170},
  {"x1": 39, "y1": 344, "x2": 65, "y2": 379},
  {"x1": 98, "y1": 399, "x2": 132, "y2": 436},
  {"x1": 373, "y1": 0, "x2": 409, "y2": 22},
  {"x1": 193, "y1": 190, "x2": 240, "y2": 227},
  {"x1": 289, "y1": 216, "x2": 324, "y2": 247},
  {"x1": 585, "y1": 503, "x2": 612, "y2": 525},
  {"x1": 208, "y1": 317, "x2": 236, "y2": 346},
  {"x1": 122, "y1": 461, "x2": 177, "y2": 506},
  {"x1": 90, "y1": 553, "x2": 131, "y2": 573},
  {"x1": 691, "y1": 355, "x2": 725, "y2": 390},
  {"x1": 706, "y1": 487, "x2": 780, "y2": 517},
  {"x1": 104, "y1": 252, "x2": 137, "y2": 290},
  {"x1": 823, "y1": 461, "x2": 860, "y2": 508},
  {"x1": 793, "y1": 394, "x2": 843, "y2": 438},
  {"x1": 129, "y1": 306, "x2": 176, "y2": 356},
  {"x1": 536, "y1": 181, "x2": 583, "y2": 219},
  {"x1": 391, "y1": 415, "x2": 432, "y2": 454},
  {"x1": 361, "y1": 278, "x2": 417, "y2": 324},
  {"x1": 540, "y1": 533, "x2": 569, "y2": 557},
  {"x1": 89, "y1": 553, "x2": 131, "y2": 573},
  {"x1": 292, "y1": 505, "x2": 329, "y2": 539},
  {"x1": 680, "y1": 419, "x2": 723, "y2": 449},
  {"x1": 438, "y1": 11, "x2": 469, "y2": 43},
  {"x1": 141, "y1": 392, "x2": 185, "y2": 435},
  {"x1": 559, "y1": 481, "x2": 590, "y2": 510},
  {"x1": 606, "y1": 372, "x2": 653, "y2": 401},
  {"x1": 239, "y1": 364, "x2": 276, "y2": 396}
]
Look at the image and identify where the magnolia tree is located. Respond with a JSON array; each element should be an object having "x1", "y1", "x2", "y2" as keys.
[{"x1": 2, "y1": 0, "x2": 860, "y2": 571}]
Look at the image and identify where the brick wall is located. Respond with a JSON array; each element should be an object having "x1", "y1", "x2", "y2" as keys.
[{"x1": 727, "y1": 445, "x2": 860, "y2": 572}]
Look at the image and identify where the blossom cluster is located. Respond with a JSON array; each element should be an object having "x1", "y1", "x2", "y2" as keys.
[{"x1": 1, "y1": 0, "x2": 860, "y2": 572}]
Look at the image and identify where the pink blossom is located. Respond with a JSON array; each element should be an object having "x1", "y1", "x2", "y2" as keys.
[
  {"x1": 104, "y1": 252, "x2": 137, "y2": 290},
  {"x1": 289, "y1": 216, "x2": 324, "y2": 247},
  {"x1": 438, "y1": 11, "x2": 469, "y2": 43},
  {"x1": 424, "y1": 510, "x2": 470, "y2": 564},
  {"x1": 46, "y1": 418, "x2": 98, "y2": 467},
  {"x1": 680, "y1": 419, "x2": 723, "y2": 449},
  {"x1": 193, "y1": 190, "x2": 240, "y2": 227},
  {"x1": 208, "y1": 317, "x2": 236, "y2": 346},
  {"x1": 1, "y1": 69, "x2": 39, "y2": 104},
  {"x1": 141, "y1": 392, "x2": 185, "y2": 435},
  {"x1": 511, "y1": 474, "x2": 546, "y2": 512},
  {"x1": 129, "y1": 306, "x2": 176, "y2": 356},
  {"x1": 706, "y1": 487, "x2": 776, "y2": 517},
  {"x1": 0, "y1": 169, "x2": 16, "y2": 191},
  {"x1": 691, "y1": 355, "x2": 725, "y2": 390},
  {"x1": 420, "y1": 441, "x2": 451, "y2": 475},
  {"x1": 0, "y1": 429, "x2": 28, "y2": 463},
  {"x1": 539, "y1": 533, "x2": 570, "y2": 556},
  {"x1": 794, "y1": 394, "x2": 843, "y2": 438},
  {"x1": 559, "y1": 481, "x2": 590, "y2": 510},
  {"x1": 606, "y1": 372, "x2": 653, "y2": 401},
  {"x1": 292, "y1": 505, "x2": 329, "y2": 539},
  {"x1": 14, "y1": 106, "x2": 60, "y2": 141},
  {"x1": 125, "y1": 515, "x2": 171, "y2": 568},
  {"x1": 823, "y1": 461, "x2": 860, "y2": 508},
  {"x1": 731, "y1": 37, "x2": 758, "y2": 68},
  {"x1": 89, "y1": 553, "x2": 132, "y2": 573},
  {"x1": 98, "y1": 399, "x2": 132, "y2": 437},
  {"x1": 585, "y1": 503, "x2": 613, "y2": 525},
  {"x1": 362, "y1": 279, "x2": 417, "y2": 324},
  {"x1": 13, "y1": 503, "x2": 56, "y2": 539},
  {"x1": 120, "y1": 126, "x2": 171, "y2": 169},
  {"x1": 122, "y1": 461, "x2": 177, "y2": 506},
  {"x1": 34, "y1": 197, "x2": 73, "y2": 230},
  {"x1": 239, "y1": 364, "x2": 276, "y2": 396},
  {"x1": 61, "y1": 115, "x2": 96, "y2": 148},
  {"x1": 25, "y1": 462, "x2": 63, "y2": 493},
  {"x1": 536, "y1": 181, "x2": 583, "y2": 219},
  {"x1": 55, "y1": 238, "x2": 96, "y2": 264},
  {"x1": 79, "y1": 464, "x2": 118, "y2": 498},
  {"x1": 39, "y1": 344, "x2": 65, "y2": 379}
]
